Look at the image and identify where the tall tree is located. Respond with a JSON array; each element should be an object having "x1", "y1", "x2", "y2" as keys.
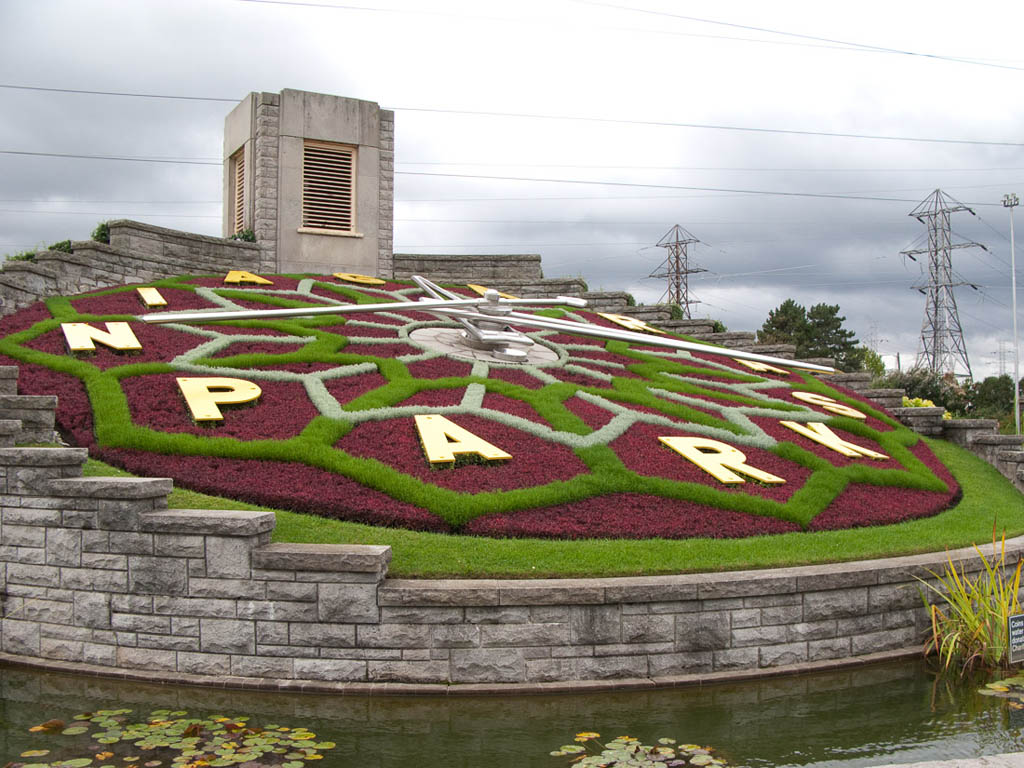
[
  {"x1": 757, "y1": 299, "x2": 807, "y2": 347},
  {"x1": 803, "y1": 303, "x2": 859, "y2": 370}
]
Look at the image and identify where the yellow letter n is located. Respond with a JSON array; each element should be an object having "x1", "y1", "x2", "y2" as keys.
[
  {"x1": 61, "y1": 322, "x2": 142, "y2": 353},
  {"x1": 659, "y1": 436, "x2": 785, "y2": 485},
  {"x1": 414, "y1": 414, "x2": 512, "y2": 465}
]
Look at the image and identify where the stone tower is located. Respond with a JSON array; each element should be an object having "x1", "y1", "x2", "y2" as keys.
[{"x1": 223, "y1": 89, "x2": 394, "y2": 277}]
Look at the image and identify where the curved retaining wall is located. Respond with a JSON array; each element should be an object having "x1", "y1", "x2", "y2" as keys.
[{"x1": 0, "y1": 443, "x2": 1017, "y2": 691}]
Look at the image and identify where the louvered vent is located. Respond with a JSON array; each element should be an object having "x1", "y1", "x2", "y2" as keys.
[
  {"x1": 231, "y1": 149, "x2": 245, "y2": 235},
  {"x1": 302, "y1": 141, "x2": 355, "y2": 231}
]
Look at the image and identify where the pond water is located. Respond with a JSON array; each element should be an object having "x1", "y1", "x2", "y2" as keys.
[{"x1": 1, "y1": 659, "x2": 1021, "y2": 767}]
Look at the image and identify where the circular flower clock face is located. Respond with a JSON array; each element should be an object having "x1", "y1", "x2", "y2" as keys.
[{"x1": 0, "y1": 272, "x2": 958, "y2": 540}]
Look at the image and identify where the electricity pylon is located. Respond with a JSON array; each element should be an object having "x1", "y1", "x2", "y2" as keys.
[
  {"x1": 648, "y1": 225, "x2": 705, "y2": 318},
  {"x1": 901, "y1": 189, "x2": 984, "y2": 380}
]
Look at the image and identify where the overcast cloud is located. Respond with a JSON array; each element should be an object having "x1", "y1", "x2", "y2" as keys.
[{"x1": 2, "y1": 0, "x2": 1023, "y2": 376}]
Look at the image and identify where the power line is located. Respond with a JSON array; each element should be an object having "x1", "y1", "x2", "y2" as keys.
[
  {"x1": 393, "y1": 107, "x2": 1024, "y2": 148},
  {"x1": 0, "y1": 83, "x2": 236, "y2": 102},
  {"x1": 396, "y1": 171, "x2": 1004, "y2": 207},
  {"x1": 0, "y1": 209, "x2": 219, "y2": 218},
  {"x1": 398, "y1": 161, "x2": 1024, "y2": 173},
  {"x1": 4, "y1": 82, "x2": 1021, "y2": 147},
  {"x1": 568, "y1": 0, "x2": 1024, "y2": 73},
  {"x1": 0, "y1": 150, "x2": 220, "y2": 165}
]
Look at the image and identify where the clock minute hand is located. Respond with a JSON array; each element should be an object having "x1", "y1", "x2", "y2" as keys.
[{"x1": 441, "y1": 307, "x2": 836, "y2": 374}]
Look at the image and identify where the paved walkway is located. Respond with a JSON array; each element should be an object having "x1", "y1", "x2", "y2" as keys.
[{"x1": 873, "y1": 755, "x2": 1024, "y2": 768}]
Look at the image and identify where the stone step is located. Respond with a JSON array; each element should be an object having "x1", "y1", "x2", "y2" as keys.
[
  {"x1": 578, "y1": 291, "x2": 632, "y2": 312},
  {"x1": 830, "y1": 372, "x2": 872, "y2": 392},
  {"x1": 748, "y1": 343, "x2": 796, "y2": 360},
  {"x1": 889, "y1": 406, "x2": 946, "y2": 436},
  {"x1": 0, "y1": 260, "x2": 60, "y2": 315},
  {"x1": 689, "y1": 331, "x2": 757, "y2": 348},
  {"x1": 862, "y1": 388, "x2": 905, "y2": 410},
  {"x1": 969, "y1": 434, "x2": 1024, "y2": 448},
  {"x1": 657, "y1": 318, "x2": 717, "y2": 336},
  {"x1": 0, "y1": 365, "x2": 18, "y2": 395},
  {"x1": 799, "y1": 357, "x2": 836, "y2": 370},
  {"x1": 141, "y1": 508, "x2": 276, "y2": 537},
  {"x1": 484, "y1": 277, "x2": 588, "y2": 299},
  {"x1": 0, "y1": 393, "x2": 57, "y2": 443},
  {"x1": 614, "y1": 304, "x2": 673, "y2": 323}
]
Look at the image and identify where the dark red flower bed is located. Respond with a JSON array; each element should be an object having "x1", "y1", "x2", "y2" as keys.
[
  {"x1": 194, "y1": 324, "x2": 291, "y2": 336},
  {"x1": 481, "y1": 392, "x2": 546, "y2": 424},
  {"x1": 214, "y1": 295, "x2": 336, "y2": 312},
  {"x1": 307, "y1": 285, "x2": 359, "y2": 303},
  {"x1": 121, "y1": 373, "x2": 316, "y2": 440},
  {"x1": 405, "y1": 357, "x2": 474, "y2": 379},
  {"x1": 337, "y1": 323, "x2": 401, "y2": 338},
  {"x1": 610, "y1": 421, "x2": 808, "y2": 501},
  {"x1": 336, "y1": 414, "x2": 590, "y2": 492},
  {"x1": 25, "y1": 323, "x2": 208, "y2": 371},
  {"x1": 95, "y1": 446, "x2": 450, "y2": 531},
  {"x1": 398, "y1": 388, "x2": 465, "y2": 407},
  {"x1": 564, "y1": 395, "x2": 616, "y2": 430},
  {"x1": 750, "y1": 415, "x2": 903, "y2": 471},
  {"x1": 566, "y1": 360, "x2": 647, "y2": 381},
  {"x1": 72, "y1": 287, "x2": 220, "y2": 316},
  {"x1": 567, "y1": 347, "x2": 641, "y2": 366},
  {"x1": 463, "y1": 492, "x2": 800, "y2": 539},
  {"x1": 623, "y1": 399, "x2": 722, "y2": 424},
  {"x1": 547, "y1": 367, "x2": 618, "y2": 389},
  {"x1": 808, "y1": 439, "x2": 960, "y2": 530},
  {"x1": 322, "y1": 372, "x2": 388, "y2": 405},
  {"x1": 541, "y1": 333, "x2": 607, "y2": 347},
  {"x1": 210, "y1": 341, "x2": 305, "y2": 358},
  {"x1": 487, "y1": 366, "x2": 547, "y2": 389},
  {"x1": 0, "y1": 301, "x2": 54, "y2": 335},
  {"x1": 343, "y1": 342, "x2": 421, "y2": 358}
]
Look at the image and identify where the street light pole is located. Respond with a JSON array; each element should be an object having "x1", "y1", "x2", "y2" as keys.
[{"x1": 1004, "y1": 193, "x2": 1021, "y2": 436}]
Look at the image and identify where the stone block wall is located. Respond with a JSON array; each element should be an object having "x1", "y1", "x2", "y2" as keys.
[
  {"x1": 0, "y1": 221, "x2": 270, "y2": 316},
  {"x1": 378, "y1": 110, "x2": 395, "y2": 279},
  {"x1": 393, "y1": 254, "x2": 544, "y2": 283},
  {"x1": 0, "y1": 428, "x2": 1013, "y2": 691}
]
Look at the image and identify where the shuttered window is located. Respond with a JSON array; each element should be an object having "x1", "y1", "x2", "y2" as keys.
[
  {"x1": 230, "y1": 148, "x2": 245, "y2": 235},
  {"x1": 302, "y1": 140, "x2": 355, "y2": 232}
]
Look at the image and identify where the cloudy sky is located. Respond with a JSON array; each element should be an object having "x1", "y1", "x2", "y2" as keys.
[{"x1": 2, "y1": 0, "x2": 1024, "y2": 377}]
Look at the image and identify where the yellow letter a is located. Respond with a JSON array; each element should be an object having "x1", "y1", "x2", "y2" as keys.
[
  {"x1": 61, "y1": 322, "x2": 142, "y2": 352},
  {"x1": 224, "y1": 270, "x2": 273, "y2": 285},
  {"x1": 414, "y1": 414, "x2": 512, "y2": 464},
  {"x1": 659, "y1": 436, "x2": 785, "y2": 485}
]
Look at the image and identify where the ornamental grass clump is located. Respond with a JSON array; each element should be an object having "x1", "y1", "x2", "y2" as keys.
[
  {"x1": 550, "y1": 732, "x2": 730, "y2": 767},
  {"x1": 918, "y1": 528, "x2": 1023, "y2": 673}
]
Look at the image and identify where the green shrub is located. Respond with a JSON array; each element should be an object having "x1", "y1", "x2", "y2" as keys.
[
  {"x1": 918, "y1": 529, "x2": 1023, "y2": 673},
  {"x1": 92, "y1": 221, "x2": 110, "y2": 243},
  {"x1": 48, "y1": 239, "x2": 72, "y2": 253},
  {"x1": 230, "y1": 228, "x2": 257, "y2": 242},
  {"x1": 5, "y1": 249, "x2": 36, "y2": 262}
]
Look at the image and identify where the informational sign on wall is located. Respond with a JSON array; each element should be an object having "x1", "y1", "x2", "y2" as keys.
[{"x1": 1008, "y1": 613, "x2": 1024, "y2": 665}]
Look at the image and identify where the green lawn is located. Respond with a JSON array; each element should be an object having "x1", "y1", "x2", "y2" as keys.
[{"x1": 83, "y1": 438, "x2": 1023, "y2": 578}]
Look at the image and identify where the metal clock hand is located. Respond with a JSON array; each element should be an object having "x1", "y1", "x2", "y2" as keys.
[{"x1": 139, "y1": 275, "x2": 834, "y2": 373}]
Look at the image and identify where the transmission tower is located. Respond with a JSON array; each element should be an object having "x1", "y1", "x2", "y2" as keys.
[
  {"x1": 648, "y1": 224, "x2": 706, "y2": 318},
  {"x1": 901, "y1": 189, "x2": 983, "y2": 380}
]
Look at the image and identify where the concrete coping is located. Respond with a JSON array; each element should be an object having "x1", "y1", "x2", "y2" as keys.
[
  {"x1": 890, "y1": 407, "x2": 945, "y2": 416},
  {"x1": 0, "y1": 394, "x2": 58, "y2": 410},
  {"x1": 970, "y1": 434, "x2": 1023, "y2": 445},
  {"x1": 0, "y1": 366, "x2": 19, "y2": 379},
  {"x1": 378, "y1": 536, "x2": 1023, "y2": 608},
  {"x1": 944, "y1": 419, "x2": 1000, "y2": 430},
  {"x1": 0, "y1": 260, "x2": 59, "y2": 278},
  {"x1": 108, "y1": 219, "x2": 261, "y2": 250},
  {"x1": 253, "y1": 542, "x2": 392, "y2": 572},
  {"x1": 0, "y1": 447, "x2": 88, "y2": 466},
  {"x1": 140, "y1": 508, "x2": 276, "y2": 536},
  {"x1": 0, "y1": 420, "x2": 21, "y2": 435},
  {"x1": 47, "y1": 476, "x2": 173, "y2": 499}
]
